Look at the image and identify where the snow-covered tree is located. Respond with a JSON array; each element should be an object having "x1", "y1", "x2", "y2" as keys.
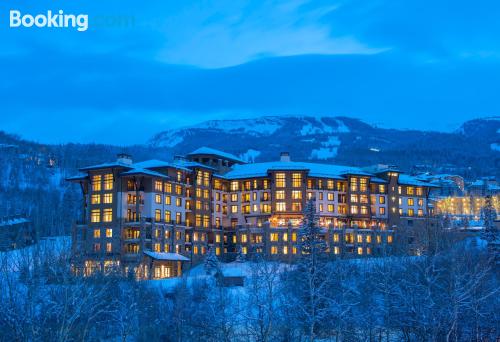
[
  {"x1": 481, "y1": 195, "x2": 499, "y2": 264},
  {"x1": 204, "y1": 246, "x2": 220, "y2": 275},
  {"x1": 235, "y1": 245, "x2": 246, "y2": 263},
  {"x1": 286, "y1": 197, "x2": 330, "y2": 341}
]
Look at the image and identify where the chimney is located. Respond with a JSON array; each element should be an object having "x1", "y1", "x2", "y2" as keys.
[
  {"x1": 117, "y1": 153, "x2": 133, "y2": 165},
  {"x1": 280, "y1": 152, "x2": 291, "y2": 162}
]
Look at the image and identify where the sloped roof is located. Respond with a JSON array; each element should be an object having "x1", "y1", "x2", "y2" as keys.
[
  {"x1": 223, "y1": 161, "x2": 371, "y2": 179},
  {"x1": 121, "y1": 168, "x2": 169, "y2": 178},
  {"x1": 144, "y1": 251, "x2": 190, "y2": 261},
  {"x1": 187, "y1": 146, "x2": 245, "y2": 163},
  {"x1": 398, "y1": 174, "x2": 439, "y2": 187},
  {"x1": 79, "y1": 161, "x2": 133, "y2": 171}
]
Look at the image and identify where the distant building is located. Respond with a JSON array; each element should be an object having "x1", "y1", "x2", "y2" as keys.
[
  {"x1": 68, "y1": 148, "x2": 440, "y2": 279},
  {"x1": 0, "y1": 215, "x2": 34, "y2": 251}
]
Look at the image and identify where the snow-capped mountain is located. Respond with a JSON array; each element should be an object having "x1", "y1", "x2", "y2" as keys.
[{"x1": 150, "y1": 116, "x2": 499, "y2": 177}]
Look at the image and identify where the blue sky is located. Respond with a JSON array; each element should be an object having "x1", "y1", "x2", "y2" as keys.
[{"x1": 1, "y1": 0, "x2": 499, "y2": 144}]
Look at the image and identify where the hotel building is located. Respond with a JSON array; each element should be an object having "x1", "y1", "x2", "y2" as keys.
[{"x1": 68, "y1": 147, "x2": 439, "y2": 279}]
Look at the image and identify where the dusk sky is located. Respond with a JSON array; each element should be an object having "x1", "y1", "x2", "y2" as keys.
[{"x1": 1, "y1": 0, "x2": 500, "y2": 144}]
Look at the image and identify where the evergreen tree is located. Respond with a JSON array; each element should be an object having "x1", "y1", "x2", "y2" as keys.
[
  {"x1": 481, "y1": 195, "x2": 499, "y2": 265},
  {"x1": 235, "y1": 245, "x2": 246, "y2": 263},
  {"x1": 204, "y1": 247, "x2": 219, "y2": 275}
]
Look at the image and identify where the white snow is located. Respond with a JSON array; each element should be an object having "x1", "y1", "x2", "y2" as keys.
[
  {"x1": 369, "y1": 147, "x2": 380, "y2": 152},
  {"x1": 300, "y1": 118, "x2": 350, "y2": 136},
  {"x1": 239, "y1": 149, "x2": 261, "y2": 163},
  {"x1": 490, "y1": 143, "x2": 500, "y2": 152},
  {"x1": 191, "y1": 117, "x2": 284, "y2": 136},
  {"x1": 310, "y1": 147, "x2": 338, "y2": 160}
]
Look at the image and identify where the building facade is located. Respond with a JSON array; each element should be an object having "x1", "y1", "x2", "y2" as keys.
[{"x1": 68, "y1": 147, "x2": 439, "y2": 279}]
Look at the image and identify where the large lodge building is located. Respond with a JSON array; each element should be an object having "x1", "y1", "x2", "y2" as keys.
[{"x1": 68, "y1": 147, "x2": 439, "y2": 279}]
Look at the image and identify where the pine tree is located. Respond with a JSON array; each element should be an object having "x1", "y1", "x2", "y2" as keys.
[
  {"x1": 481, "y1": 195, "x2": 499, "y2": 265},
  {"x1": 204, "y1": 247, "x2": 219, "y2": 275},
  {"x1": 235, "y1": 245, "x2": 246, "y2": 263},
  {"x1": 293, "y1": 197, "x2": 329, "y2": 341}
]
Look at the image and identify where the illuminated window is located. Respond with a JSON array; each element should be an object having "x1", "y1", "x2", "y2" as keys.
[
  {"x1": 106, "y1": 242, "x2": 112, "y2": 253},
  {"x1": 270, "y1": 233, "x2": 279, "y2": 242},
  {"x1": 416, "y1": 187, "x2": 423, "y2": 196},
  {"x1": 231, "y1": 205, "x2": 238, "y2": 213},
  {"x1": 164, "y1": 196, "x2": 171, "y2": 205},
  {"x1": 103, "y1": 174, "x2": 113, "y2": 190},
  {"x1": 102, "y1": 193, "x2": 112, "y2": 204},
  {"x1": 283, "y1": 246, "x2": 288, "y2": 254},
  {"x1": 93, "y1": 243, "x2": 101, "y2": 252},
  {"x1": 276, "y1": 190, "x2": 285, "y2": 200},
  {"x1": 408, "y1": 209, "x2": 414, "y2": 216},
  {"x1": 407, "y1": 187, "x2": 414, "y2": 195},
  {"x1": 93, "y1": 229, "x2": 101, "y2": 238},
  {"x1": 275, "y1": 173, "x2": 286, "y2": 188},
  {"x1": 350, "y1": 178, "x2": 358, "y2": 191},
  {"x1": 366, "y1": 235, "x2": 371, "y2": 243},
  {"x1": 155, "y1": 194, "x2": 162, "y2": 204},
  {"x1": 327, "y1": 192, "x2": 334, "y2": 201},
  {"x1": 177, "y1": 171, "x2": 182, "y2": 182},
  {"x1": 319, "y1": 204, "x2": 323, "y2": 212},
  {"x1": 103, "y1": 209, "x2": 112, "y2": 222},
  {"x1": 241, "y1": 234, "x2": 248, "y2": 243},
  {"x1": 379, "y1": 207, "x2": 386, "y2": 215},
  {"x1": 387, "y1": 235, "x2": 393, "y2": 243},
  {"x1": 350, "y1": 206, "x2": 359, "y2": 214},
  {"x1": 379, "y1": 196, "x2": 385, "y2": 204},
  {"x1": 357, "y1": 234, "x2": 363, "y2": 243},
  {"x1": 176, "y1": 198, "x2": 182, "y2": 207},
  {"x1": 407, "y1": 198, "x2": 414, "y2": 206},
  {"x1": 106, "y1": 228, "x2": 112, "y2": 238},
  {"x1": 360, "y1": 178, "x2": 368, "y2": 192},
  {"x1": 231, "y1": 181, "x2": 239, "y2": 191},
  {"x1": 350, "y1": 194, "x2": 359, "y2": 203},
  {"x1": 357, "y1": 247, "x2": 363, "y2": 255},
  {"x1": 155, "y1": 209, "x2": 161, "y2": 221},
  {"x1": 276, "y1": 202, "x2": 286, "y2": 212},
  {"x1": 271, "y1": 246, "x2": 278, "y2": 254},
  {"x1": 360, "y1": 206, "x2": 368, "y2": 215},
  {"x1": 328, "y1": 204, "x2": 334, "y2": 212},
  {"x1": 91, "y1": 209, "x2": 101, "y2": 223},
  {"x1": 164, "y1": 210, "x2": 171, "y2": 222},
  {"x1": 164, "y1": 244, "x2": 170, "y2": 252},
  {"x1": 292, "y1": 233, "x2": 297, "y2": 242},
  {"x1": 418, "y1": 198, "x2": 423, "y2": 206},
  {"x1": 203, "y1": 215, "x2": 209, "y2": 227},
  {"x1": 175, "y1": 185, "x2": 182, "y2": 195},
  {"x1": 155, "y1": 180, "x2": 163, "y2": 192},
  {"x1": 292, "y1": 203, "x2": 302, "y2": 212},
  {"x1": 292, "y1": 190, "x2": 302, "y2": 199},
  {"x1": 376, "y1": 235, "x2": 382, "y2": 243},
  {"x1": 91, "y1": 194, "x2": 100, "y2": 204},
  {"x1": 283, "y1": 233, "x2": 288, "y2": 242},
  {"x1": 333, "y1": 233, "x2": 339, "y2": 242},
  {"x1": 360, "y1": 195, "x2": 369, "y2": 204},
  {"x1": 165, "y1": 183, "x2": 172, "y2": 193},
  {"x1": 379, "y1": 184, "x2": 386, "y2": 193},
  {"x1": 418, "y1": 209, "x2": 424, "y2": 217},
  {"x1": 327, "y1": 179, "x2": 334, "y2": 190},
  {"x1": 176, "y1": 213, "x2": 182, "y2": 224},
  {"x1": 92, "y1": 175, "x2": 102, "y2": 191},
  {"x1": 292, "y1": 173, "x2": 302, "y2": 187},
  {"x1": 334, "y1": 246, "x2": 340, "y2": 254}
]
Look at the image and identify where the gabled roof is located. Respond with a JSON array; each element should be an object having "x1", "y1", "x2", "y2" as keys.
[
  {"x1": 66, "y1": 173, "x2": 88, "y2": 181},
  {"x1": 187, "y1": 146, "x2": 245, "y2": 164}
]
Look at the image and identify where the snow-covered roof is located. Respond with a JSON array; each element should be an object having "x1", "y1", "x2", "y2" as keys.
[
  {"x1": 398, "y1": 174, "x2": 439, "y2": 187},
  {"x1": 223, "y1": 161, "x2": 371, "y2": 179},
  {"x1": 187, "y1": 146, "x2": 245, "y2": 164},
  {"x1": 143, "y1": 251, "x2": 190, "y2": 261},
  {"x1": 0, "y1": 217, "x2": 30, "y2": 227},
  {"x1": 66, "y1": 173, "x2": 88, "y2": 181},
  {"x1": 121, "y1": 168, "x2": 169, "y2": 178},
  {"x1": 79, "y1": 161, "x2": 133, "y2": 171}
]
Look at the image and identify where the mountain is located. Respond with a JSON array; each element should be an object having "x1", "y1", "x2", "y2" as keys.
[
  {"x1": 150, "y1": 115, "x2": 500, "y2": 178},
  {"x1": 0, "y1": 116, "x2": 498, "y2": 237}
]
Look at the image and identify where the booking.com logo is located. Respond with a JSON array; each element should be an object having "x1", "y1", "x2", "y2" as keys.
[{"x1": 9, "y1": 10, "x2": 136, "y2": 31}]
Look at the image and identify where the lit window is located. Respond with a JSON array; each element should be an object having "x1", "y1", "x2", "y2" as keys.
[
  {"x1": 334, "y1": 246, "x2": 340, "y2": 254},
  {"x1": 407, "y1": 187, "x2": 414, "y2": 195},
  {"x1": 379, "y1": 207, "x2": 386, "y2": 215},
  {"x1": 360, "y1": 206, "x2": 368, "y2": 215},
  {"x1": 418, "y1": 209, "x2": 424, "y2": 217},
  {"x1": 276, "y1": 190, "x2": 285, "y2": 200},
  {"x1": 106, "y1": 228, "x2": 112, "y2": 238},
  {"x1": 327, "y1": 180, "x2": 334, "y2": 190},
  {"x1": 165, "y1": 183, "x2": 172, "y2": 193},
  {"x1": 93, "y1": 229, "x2": 101, "y2": 238},
  {"x1": 350, "y1": 178, "x2": 358, "y2": 192},
  {"x1": 155, "y1": 194, "x2": 162, "y2": 204},
  {"x1": 283, "y1": 246, "x2": 288, "y2": 254},
  {"x1": 103, "y1": 174, "x2": 113, "y2": 190},
  {"x1": 91, "y1": 194, "x2": 100, "y2": 204},
  {"x1": 276, "y1": 173, "x2": 286, "y2": 188},
  {"x1": 241, "y1": 234, "x2": 248, "y2": 243},
  {"x1": 350, "y1": 194, "x2": 359, "y2": 203},
  {"x1": 292, "y1": 173, "x2": 302, "y2": 187},
  {"x1": 350, "y1": 206, "x2": 359, "y2": 214},
  {"x1": 379, "y1": 196, "x2": 385, "y2": 204},
  {"x1": 271, "y1": 246, "x2": 278, "y2": 254},
  {"x1": 360, "y1": 178, "x2": 368, "y2": 192},
  {"x1": 155, "y1": 209, "x2": 161, "y2": 221},
  {"x1": 407, "y1": 198, "x2": 414, "y2": 206},
  {"x1": 387, "y1": 235, "x2": 393, "y2": 243},
  {"x1": 176, "y1": 213, "x2": 182, "y2": 224},
  {"x1": 103, "y1": 193, "x2": 112, "y2": 204},
  {"x1": 408, "y1": 209, "x2": 414, "y2": 216},
  {"x1": 379, "y1": 184, "x2": 386, "y2": 193},
  {"x1": 103, "y1": 209, "x2": 112, "y2": 222},
  {"x1": 292, "y1": 190, "x2": 302, "y2": 200},
  {"x1": 357, "y1": 234, "x2": 363, "y2": 243},
  {"x1": 231, "y1": 205, "x2": 238, "y2": 213},
  {"x1": 165, "y1": 210, "x2": 171, "y2": 223},
  {"x1": 92, "y1": 175, "x2": 102, "y2": 191},
  {"x1": 270, "y1": 233, "x2": 279, "y2": 242},
  {"x1": 333, "y1": 234, "x2": 339, "y2": 242},
  {"x1": 165, "y1": 196, "x2": 171, "y2": 205},
  {"x1": 106, "y1": 242, "x2": 112, "y2": 253},
  {"x1": 276, "y1": 202, "x2": 286, "y2": 212},
  {"x1": 416, "y1": 187, "x2": 423, "y2": 196},
  {"x1": 327, "y1": 193, "x2": 334, "y2": 201},
  {"x1": 328, "y1": 204, "x2": 334, "y2": 212},
  {"x1": 176, "y1": 198, "x2": 182, "y2": 207},
  {"x1": 366, "y1": 235, "x2": 371, "y2": 243},
  {"x1": 231, "y1": 181, "x2": 239, "y2": 191},
  {"x1": 357, "y1": 247, "x2": 363, "y2": 255},
  {"x1": 91, "y1": 209, "x2": 101, "y2": 223}
]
